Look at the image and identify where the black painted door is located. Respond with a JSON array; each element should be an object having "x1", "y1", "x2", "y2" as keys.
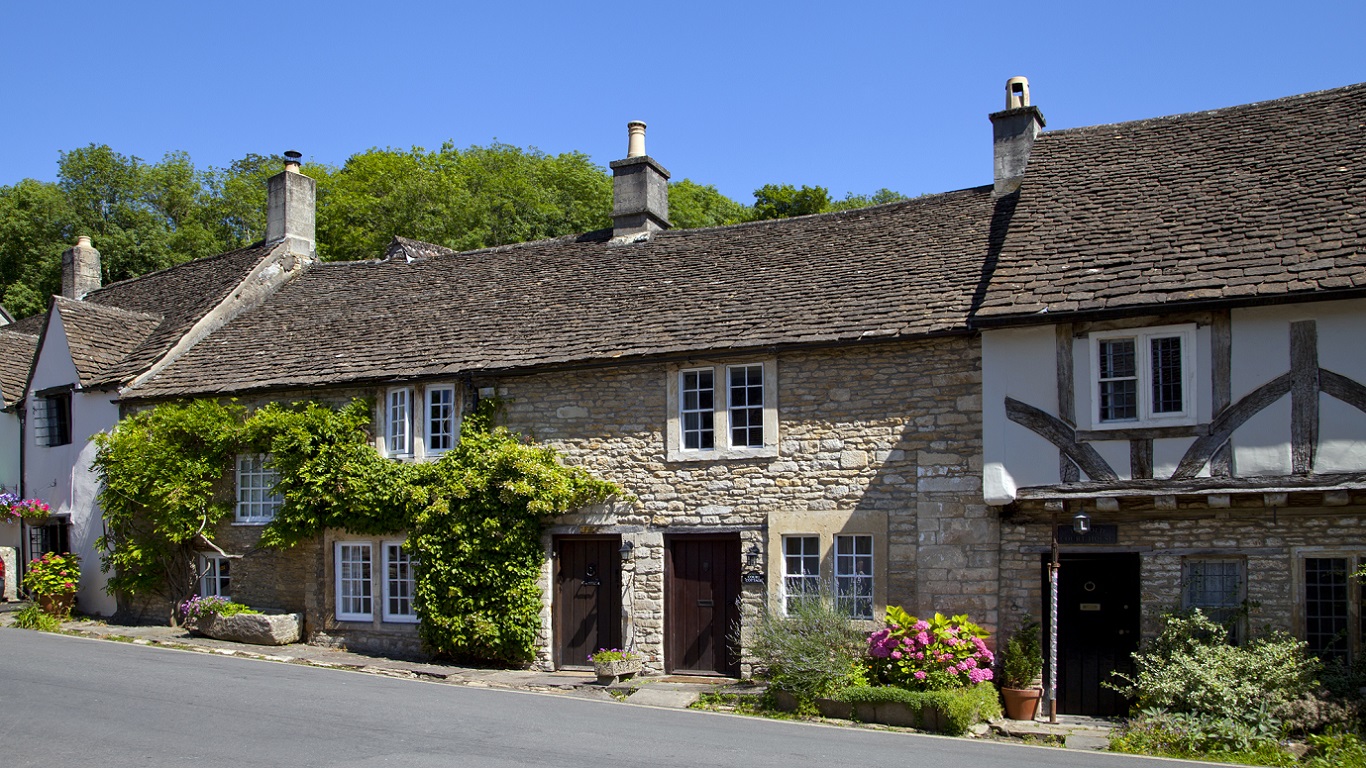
[
  {"x1": 554, "y1": 537, "x2": 622, "y2": 670},
  {"x1": 1043, "y1": 552, "x2": 1141, "y2": 716},
  {"x1": 666, "y1": 535, "x2": 741, "y2": 676}
]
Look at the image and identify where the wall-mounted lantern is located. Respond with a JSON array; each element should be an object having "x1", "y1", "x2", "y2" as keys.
[
  {"x1": 1072, "y1": 509, "x2": 1092, "y2": 535},
  {"x1": 618, "y1": 540, "x2": 635, "y2": 560}
]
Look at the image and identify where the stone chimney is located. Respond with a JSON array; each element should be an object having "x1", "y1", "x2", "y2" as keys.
[
  {"x1": 61, "y1": 235, "x2": 102, "y2": 300},
  {"x1": 265, "y1": 150, "x2": 316, "y2": 253},
  {"x1": 610, "y1": 121, "x2": 670, "y2": 241},
  {"x1": 989, "y1": 77, "x2": 1046, "y2": 196}
]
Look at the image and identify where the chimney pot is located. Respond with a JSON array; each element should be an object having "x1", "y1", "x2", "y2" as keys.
[
  {"x1": 626, "y1": 121, "x2": 647, "y2": 159},
  {"x1": 1005, "y1": 76, "x2": 1031, "y2": 109},
  {"x1": 77, "y1": 235, "x2": 92, "y2": 248},
  {"x1": 284, "y1": 150, "x2": 303, "y2": 173}
]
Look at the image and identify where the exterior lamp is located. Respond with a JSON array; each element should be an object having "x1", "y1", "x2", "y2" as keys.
[
  {"x1": 1072, "y1": 510, "x2": 1092, "y2": 535},
  {"x1": 618, "y1": 540, "x2": 635, "y2": 559},
  {"x1": 745, "y1": 543, "x2": 761, "y2": 569}
]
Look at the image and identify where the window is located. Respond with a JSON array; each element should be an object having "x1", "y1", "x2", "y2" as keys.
[
  {"x1": 336, "y1": 542, "x2": 373, "y2": 621},
  {"x1": 27, "y1": 518, "x2": 69, "y2": 563},
  {"x1": 1303, "y1": 556, "x2": 1364, "y2": 663},
  {"x1": 667, "y1": 359, "x2": 777, "y2": 460},
  {"x1": 426, "y1": 386, "x2": 456, "y2": 455},
  {"x1": 235, "y1": 454, "x2": 282, "y2": 523},
  {"x1": 1090, "y1": 325, "x2": 1195, "y2": 427},
  {"x1": 782, "y1": 535, "x2": 821, "y2": 614},
  {"x1": 386, "y1": 388, "x2": 412, "y2": 456},
  {"x1": 35, "y1": 393, "x2": 71, "y2": 447},
  {"x1": 198, "y1": 554, "x2": 231, "y2": 600},
  {"x1": 835, "y1": 534, "x2": 874, "y2": 619},
  {"x1": 383, "y1": 541, "x2": 418, "y2": 622},
  {"x1": 1183, "y1": 559, "x2": 1244, "y2": 643}
]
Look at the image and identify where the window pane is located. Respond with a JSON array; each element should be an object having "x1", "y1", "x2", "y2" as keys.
[
  {"x1": 388, "y1": 389, "x2": 410, "y2": 454},
  {"x1": 1184, "y1": 559, "x2": 1242, "y2": 642},
  {"x1": 681, "y1": 370, "x2": 716, "y2": 450},
  {"x1": 1305, "y1": 558, "x2": 1349, "y2": 661},
  {"x1": 1151, "y1": 336, "x2": 1184, "y2": 413},
  {"x1": 782, "y1": 535, "x2": 821, "y2": 614},
  {"x1": 729, "y1": 365, "x2": 765, "y2": 448},
  {"x1": 428, "y1": 387, "x2": 455, "y2": 452},
  {"x1": 834, "y1": 534, "x2": 873, "y2": 619},
  {"x1": 385, "y1": 543, "x2": 417, "y2": 620},
  {"x1": 338, "y1": 544, "x2": 373, "y2": 619}
]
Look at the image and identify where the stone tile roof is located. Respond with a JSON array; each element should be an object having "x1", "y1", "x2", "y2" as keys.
[
  {"x1": 78, "y1": 242, "x2": 280, "y2": 387},
  {"x1": 0, "y1": 329, "x2": 38, "y2": 407},
  {"x1": 973, "y1": 82, "x2": 1366, "y2": 322},
  {"x1": 51, "y1": 297, "x2": 161, "y2": 388},
  {"x1": 129, "y1": 187, "x2": 1001, "y2": 397}
]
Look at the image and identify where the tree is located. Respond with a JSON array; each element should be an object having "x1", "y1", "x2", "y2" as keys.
[
  {"x1": 749, "y1": 183, "x2": 832, "y2": 220},
  {"x1": 830, "y1": 187, "x2": 909, "y2": 211},
  {"x1": 668, "y1": 179, "x2": 748, "y2": 229}
]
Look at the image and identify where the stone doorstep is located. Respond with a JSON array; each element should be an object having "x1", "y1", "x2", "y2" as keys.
[{"x1": 990, "y1": 716, "x2": 1117, "y2": 750}]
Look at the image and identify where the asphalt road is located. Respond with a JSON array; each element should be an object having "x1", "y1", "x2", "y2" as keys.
[{"x1": 0, "y1": 628, "x2": 1174, "y2": 767}]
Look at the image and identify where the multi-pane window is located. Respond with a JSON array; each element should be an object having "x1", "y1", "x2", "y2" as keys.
[
  {"x1": 386, "y1": 388, "x2": 412, "y2": 456},
  {"x1": 235, "y1": 454, "x2": 283, "y2": 523},
  {"x1": 199, "y1": 554, "x2": 231, "y2": 600},
  {"x1": 728, "y1": 365, "x2": 765, "y2": 448},
  {"x1": 383, "y1": 542, "x2": 418, "y2": 622},
  {"x1": 1183, "y1": 559, "x2": 1244, "y2": 643},
  {"x1": 1091, "y1": 326, "x2": 1194, "y2": 427},
  {"x1": 782, "y1": 535, "x2": 821, "y2": 614},
  {"x1": 680, "y1": 369, "x2": 715, "y2": 450},
  {"x1": 35, "y1": 393, "x2": 72, "y2": 447},
  {"x1": 835, "y1": 534, "x2": 874, "y2": 620},
  {"x1": 426, "y1": 386, "x2": 456, "y2": 454},
  {"x1": 1304, "y1": 557, "x2": 1353, "y2": 662},
  {"x1": 336, "y1": 543, "x2": 373, "y2": 621}
]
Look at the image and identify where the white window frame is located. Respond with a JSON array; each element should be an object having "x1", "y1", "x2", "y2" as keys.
[
  {"x1": 335, "y1": 542, "x2": 374, "y2": 621},
  {"x1": 665, "y1": 359, "x2": 778, "y2": 461},
  {"x1": 781, "y1": 535, "x2": 821, "y2": 615},
  {"x1": 235, "y1": 454, "x2": 283, "y2": 524},
  {"x1": 1182, "y1": 557, "x2": 1245, "y2": 643},
  {"x1": 198, "y1": 553, "x2": 231, "y2": 600},
  {"x1": 425, "y1": 385, "x2": 456, "y2": 456},
  {"x1": 1089, "y1": 324, "x2": 1197, "y2": 429},
  {"x1": 382, "y1": 540, "x2": 418, "y2": 623},
  {"x1": 386, "y1": 387, "x2": 413, "y2": 457},
  {"x1": 834, "y1": 534, "x2": 874, "y2": 620}
]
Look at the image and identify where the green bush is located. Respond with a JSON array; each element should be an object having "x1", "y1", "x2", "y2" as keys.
[
  {"x1": 839, "y1": 683, "x2": 1002, "y2": 736},
  {"x1": 1109, "y1": 709, "x2": 1296, "y2": 766},
  {"x1": 1107, "y1": 609, "x2": 1318, "y2": 719},
  {"x1": 12, "y1": 604, "x2": 63, "y2": 632},
  {"x1": 748, "y1": 598, "x2": 866, "y2": 705},
  {"x1": 1000, "y1": 615, "x2": 1042, "y2": 689},
  {"x1": 1304, "y1": 732, "x2": 1366, "y2": 768}
]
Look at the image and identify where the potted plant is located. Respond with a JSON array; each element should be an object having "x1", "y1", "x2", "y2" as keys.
[
  {"x1": 999, "y1": 615, "x2": 1044, "y2": 720},
  {"x1": 589, "y1": 648, "x2": 642, "y2": 684},
  {"x1": 23, "y1": 551, "x2": 79, "y2": 618}
]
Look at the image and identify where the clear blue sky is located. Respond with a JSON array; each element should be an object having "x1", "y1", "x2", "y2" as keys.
[{"x1": 2, "y1": 1, "x2": 1362, "y2": 203}]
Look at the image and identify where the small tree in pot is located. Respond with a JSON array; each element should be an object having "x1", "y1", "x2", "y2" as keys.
[{"x1": 1000, "y1": 615, "x2": 1044, "y2": 720}]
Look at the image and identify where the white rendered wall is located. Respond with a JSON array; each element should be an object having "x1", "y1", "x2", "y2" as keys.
[
  {"x1": 982, "y1": 327, "x2": 1057, "y2": 504},
  {"x1": 25, "y1": 312, "x2": 118, "y2": 616},
  {"x1": 0, "y1": 411, "x2": 21, "y2": 573}
]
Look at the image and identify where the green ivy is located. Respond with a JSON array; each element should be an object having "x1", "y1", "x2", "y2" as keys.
[{"x1": 93, "y1": 395, "x2": 624, "y2": 665}]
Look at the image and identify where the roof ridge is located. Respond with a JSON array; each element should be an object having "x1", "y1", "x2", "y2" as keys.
[
  {"x1": 52, "y1": 295, "x2": 162, "y2": 323},
  {"x1": 1041, "y1": 80, "x2": 1366, "y2": 139},
  {"x1": 84, "y1": 240, "x2": 270, "y2": 299}
]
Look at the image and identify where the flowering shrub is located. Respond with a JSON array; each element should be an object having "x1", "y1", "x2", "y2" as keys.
[
  {"x1": 866, "y1": 607, "x2": 994, "y2": 690},
  {"x1": 179, "y1": 595, "x2": 259, "y2": 625},
  {"x1": 22, "y1": 552, "x2": 80, "y2": 597},
  {"x1": 1, "y1": 492, "x2": 51, "y2": 523},
  {"x1": 588, "y1": 648, "x2": 638, "y2": 663}
]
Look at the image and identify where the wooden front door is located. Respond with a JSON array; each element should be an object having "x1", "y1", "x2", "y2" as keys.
[
  {"x1": 1044, "y1": 552, "x2": 1141, "y2": 716},
  {"x1": 666, "y1": 535, "x2": 741, "y2": 676},
  {"x1": 554, "y1": 536, "x2": 622, "y2": 670}
]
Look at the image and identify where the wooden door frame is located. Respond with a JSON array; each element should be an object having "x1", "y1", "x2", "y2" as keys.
[
  {"x1": 552, "y1": 534, "x2": 623, "y2": 670},
  {"x1": 664, "y1": 533, "x2": 742, "y2": 676}
]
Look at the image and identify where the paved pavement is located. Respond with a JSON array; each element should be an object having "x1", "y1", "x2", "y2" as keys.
[{"x1": 0, "y1": 600, "x2": 1116, "y2": 749}]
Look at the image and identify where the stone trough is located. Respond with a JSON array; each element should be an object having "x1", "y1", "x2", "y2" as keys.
[{"x1": 194, "y1": 612, "x2": 302, "y2": 646}]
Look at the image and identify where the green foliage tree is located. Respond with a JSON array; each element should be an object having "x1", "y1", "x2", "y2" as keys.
[
  {"x1": 92, "y1": 400, "x2": 248, "y2": 618},
  {"x1": 830, "y1": 187, "x2": 909, "y2": 211},
  {"x1": 749, "y1": 183, "x2": 832, "y2": 221},
  {"x1": 668, "y1": 179, "x2": 748, "y2": 229}
]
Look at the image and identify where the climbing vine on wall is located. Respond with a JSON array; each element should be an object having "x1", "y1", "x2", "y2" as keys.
[{"x1": 93, "y1": 396, "x2": 624, "y2": 664}]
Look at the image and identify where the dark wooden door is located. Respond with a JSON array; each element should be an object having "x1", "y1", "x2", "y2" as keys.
[
  {"x1": 666, "y1": 535, "x2": 741, "y2": 676},
  {"x1": 1043, "y1": 552, "x2": 1141, "y2": 716},
  {"x1": 554, "y1": 536, "x2": 622, "y2": 670}
]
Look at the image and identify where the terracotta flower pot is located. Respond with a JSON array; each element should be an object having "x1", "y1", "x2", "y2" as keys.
[
  {"x1": 1001, "y1": 686, "x2": 1042, "y2": 721},
  {"x1": 38, "y1": 592, "x2": 75, "y2": 618}
]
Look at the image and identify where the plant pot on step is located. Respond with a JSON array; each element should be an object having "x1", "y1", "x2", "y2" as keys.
[
  {"x1": 593, "y1": 658, "x2": 643, "y2": 684},
  {"x1": 38, "y1": 592, "x2": 75, "y2": 618},
  {"x1": 1001, "y1": 686, "x2": 1043, "y2": 721}
]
